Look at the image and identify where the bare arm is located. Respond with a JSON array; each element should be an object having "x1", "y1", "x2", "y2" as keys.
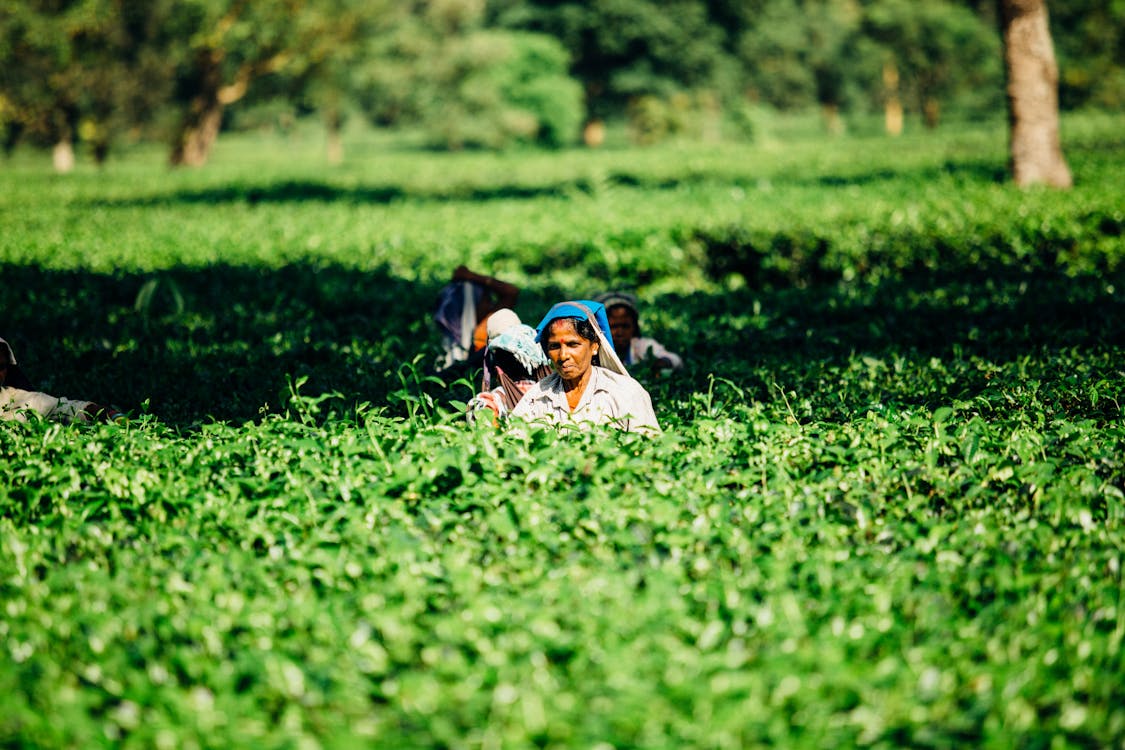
[
  {"x1": 82, "y1": 403, "x2": 126, "y2": 423},
  {"x1": 452, "y1": 266, "x2": 520, "y2": 308}
]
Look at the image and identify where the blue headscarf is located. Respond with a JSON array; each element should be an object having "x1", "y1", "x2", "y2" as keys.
[{"x1": 534, "y1": 300, "x2": 628, "y2": 375}]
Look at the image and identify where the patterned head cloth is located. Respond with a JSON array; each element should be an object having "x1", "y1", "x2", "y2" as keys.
[
  {"x1": 482, "y1": 323, "x2": 552, "y2": 409},
  {"x1": 488, "y1": 324, "x2": 549, "y2": 374}
]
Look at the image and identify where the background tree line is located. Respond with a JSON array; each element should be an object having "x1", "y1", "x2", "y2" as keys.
[{"x1": 1, "y1": 0, "x2": 1119, "y2": 171}]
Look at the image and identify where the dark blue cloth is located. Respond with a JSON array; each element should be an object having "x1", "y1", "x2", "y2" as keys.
[{"x1": 434, "y1": 281, "x2": 484, "y2": 346}]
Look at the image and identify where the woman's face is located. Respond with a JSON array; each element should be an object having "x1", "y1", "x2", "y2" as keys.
[
  {"x1": 545, "y1": 319, "x2": 598, "y2": 383},
  {"x1": 607, "y1": 305, "x2": 638, "y2": 352}
]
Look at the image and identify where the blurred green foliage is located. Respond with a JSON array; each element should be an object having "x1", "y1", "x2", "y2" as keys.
[
  {"x1": 1, "y1": 0, "x2": 1120, "y2": 164},
  {"x1": 420, "y1": 29, "x2": 585, "y2": 149}
]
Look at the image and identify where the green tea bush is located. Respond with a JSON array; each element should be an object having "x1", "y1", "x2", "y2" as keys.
[{"x1": 1, "y1": 114, "x2": 1123, "y2": 748}]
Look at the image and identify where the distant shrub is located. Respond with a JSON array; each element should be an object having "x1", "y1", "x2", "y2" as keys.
[
  {"x1": 426, "y1": 30, "x2": 584, "y2": 150},
  {"x1": 493, "y1": 32, "x2": 586, "y2": 148}
]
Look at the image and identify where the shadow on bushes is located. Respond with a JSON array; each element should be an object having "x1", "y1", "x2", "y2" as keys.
[
  {"x1": 1, "y1": 263, "x2": 455, "y2": 427},
  {"x1": 649, "y1": 267, "x2": 1124, "y2": 423},
  {"x1": 80, "y1": 159, "x2": 1025, "y2": 210},
  {"x1": 3, "y1": 259, "x2": 1123, "y2": 428}
]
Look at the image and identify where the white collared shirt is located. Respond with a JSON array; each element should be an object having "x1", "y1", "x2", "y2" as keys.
[
  {"x1": 625, "y1": 337, "x2": 682, "y2": 369},
  {"x1": 0, "y1": 387, "x2": 91, "y2": 423},
  {"x1": 510, "y1": 366, "x2": 660, "y2": 434}
]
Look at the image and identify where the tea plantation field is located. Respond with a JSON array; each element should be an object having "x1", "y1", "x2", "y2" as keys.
[{"x1": 2, "y1": 115, "x2": 1124, "y2": 748}]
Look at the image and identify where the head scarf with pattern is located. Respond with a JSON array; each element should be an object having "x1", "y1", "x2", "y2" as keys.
[{"x1": 482, "y1": 323, "x2": 552, "y2": 411}]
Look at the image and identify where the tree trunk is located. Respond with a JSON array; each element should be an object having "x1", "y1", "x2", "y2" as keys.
[
  {"x1": 821, "y1": 103, "x2": 844, "y2": 136},
  {"x1": 4, "y1": 122, "x2": 25, "y2": 156},
  {"x1": 583, "y1": 119, "x2": 605, "y2": 148},
  {"x1": 325, "y1": 107, "x2": 343, "y2": 165},
  {"x1": 922, "y1": 97, "x2": 941, "y2": 129},
  {"x1": 170, "y1": 49, "x2": 226, "y2": 168},
  {"x1": 883, "y1": 60, "x2": 903, "y2": 136},
  {"x1": 169, "y1": 48, "x2": 278, "y2": 167},
  {"x1": 92, "y1": 138, "x2": 110, "y2": 166},
  {"x1": 998, "y1": 0, "x2": 1072, "y2": 187},
  {"x1": 52, "y1": 136, "x2": 75, "y2": 173},
  {"x1": 170, "y1": 103, "x2": 224, "y2": 167},
  {"x1": 700, "y1": 91, "x2": 722, "y2": 143},
  {"x1": 51, "y1": 110, "x2": 77, "y2": 172}
]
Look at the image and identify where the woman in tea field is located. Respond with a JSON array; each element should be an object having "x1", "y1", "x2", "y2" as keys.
[
  {"x1": 510, "y1": 301, "x2": 660, "y2": 435},
  {"x1": 594, "y1": 291, "x2": 682, "y2": 372},
  {"x1": 467, "y1": 309, "x2": 553, "y2": 421},
  {"x1": 0, "y1": 337, "x2": 123, "y2": 424},
  {"x1": 433, "y1": 265, "x2": 521, "y2": 374}
]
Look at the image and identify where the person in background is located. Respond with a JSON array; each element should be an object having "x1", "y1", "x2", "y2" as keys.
[
  {"x1": 466, "y1": 309, "x2": 552, "y2": 422},
  {"x1": 434, "y1": 266, "x2": 521, "y2": 373},
  {"x1": 0, "y1": 337, "x2": 33, "y2": 390},
  {"x1": 594, "y1": 291, "x2": 682, "y2": 372},
  {"x1": 510, "y1": 300, "x2": 660, "y2": 435},
  {"x1": 0, "y1": 337, "x2": 124, "y2": 424}
]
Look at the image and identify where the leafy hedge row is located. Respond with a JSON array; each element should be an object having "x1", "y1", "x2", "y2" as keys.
[
  {"x1": 2, "y1": 388, "x2": 1123, "y2": 747},
  {"x1": 3, "y1": 117, "x2": 1122, "y2": 296}
]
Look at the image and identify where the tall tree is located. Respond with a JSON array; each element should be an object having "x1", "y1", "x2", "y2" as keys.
[
  {"x1": 998, "y1": 0, "x2": 1071, "y2": 187},
  {"x1": 155, "y1": 0, "x2": 380, "y2": 166},
  {"x1": 487, "y1": 0, "x2": 735, "y2": 131},
  {"x1": 1044, "y1": 0, "x2": 1125, "y2": 110},
  {"x1": 164, "y1": 0, "x2": 298, "y2": 166},
  {"x1": 0, "y1": 1, "x2": 78, "y2": 169},
  {"x1": 354, "y1": 2, "x2": 584, "y2": 150},
  {"x1": 858, "y1": 0, "x2": 1001, "y2": 131},
  {"x1": 0, "y1": 0, "x2": 154, "y2": 170},
  {"x1": 246, "y1": 0, "x2": 403, "y2": 164},
  {"x1": 734, "y1": 0, "x2": 859, "y2": 132}
]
